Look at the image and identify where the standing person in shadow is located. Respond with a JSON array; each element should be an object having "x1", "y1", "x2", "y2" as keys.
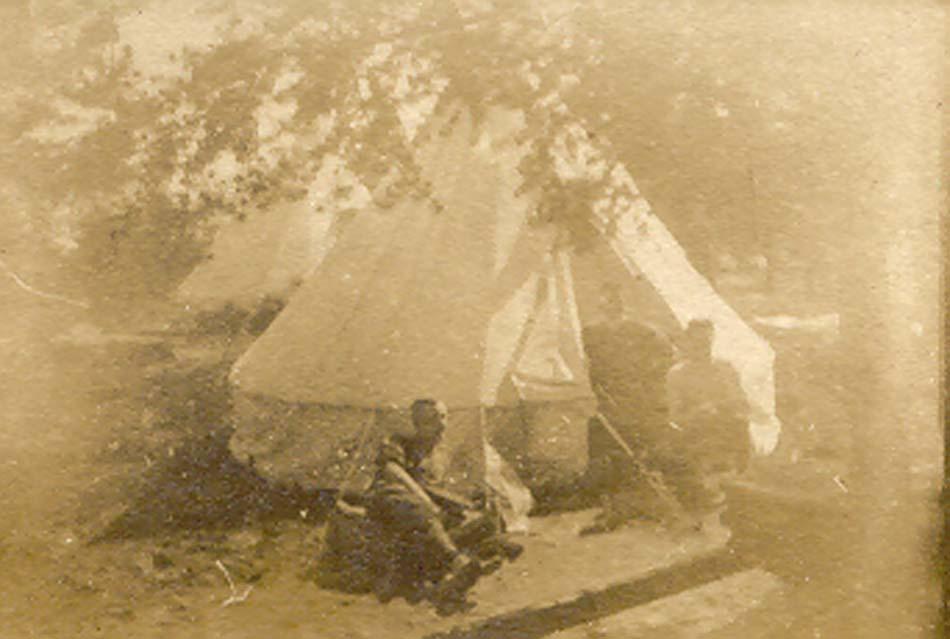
[
  {"x1": 582, "y1": 285, "x2": 675, "y2": 492},
  {"x1": 580, "y1": 285, "x2": 690, "y2": 532}
]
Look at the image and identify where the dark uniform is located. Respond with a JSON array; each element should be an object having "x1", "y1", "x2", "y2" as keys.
[
  {"x1": 366, "y1": 434, "x2": 463, "y2": 589},
  {"x1": 581, "y1": 319, "x2": 712, "y2": 528},
  {"x1": 667, "y1": 358, "x2": 750, "y2": 476},
  {"x1": 582, "y1": 320, "x2": 674, "y2": 489},
  {"x1": 364, "y1": 434, "x2": 520, "y2": 602}
]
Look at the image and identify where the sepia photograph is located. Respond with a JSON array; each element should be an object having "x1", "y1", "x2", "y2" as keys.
[{"x1": 0, "y1": 1, "x2": 944, "y2": 637}]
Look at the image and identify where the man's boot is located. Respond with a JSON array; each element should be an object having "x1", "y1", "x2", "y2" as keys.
[{"x1": 430, "y1": 555, "x2": 482, "y2": 614}]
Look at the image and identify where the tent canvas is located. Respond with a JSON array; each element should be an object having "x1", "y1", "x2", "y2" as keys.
[
  {"x1": 176, "y1": 154, "x2": 369, "y2": 311},
  {"x1": 229, "y1": 108, "x2": 594, "y2": 499},
  {"x1": 225, "y1": 104, "x2": 779, "y2": 501},
  {"x1": 176, "y1": 199, "x2": 334, "y2": 311}
]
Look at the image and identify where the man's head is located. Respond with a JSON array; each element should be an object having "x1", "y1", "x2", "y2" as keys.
[
  {"x1": 410, "y1": 398, "x2": 449, "y2": 450},
  {"x1": 683, "y1": 319, "x2": 715, "y2": 360}
]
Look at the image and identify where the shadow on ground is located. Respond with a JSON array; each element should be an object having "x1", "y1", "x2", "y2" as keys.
[{"x1": 94, "y1": 429, "x2": 335, "y2": 542}]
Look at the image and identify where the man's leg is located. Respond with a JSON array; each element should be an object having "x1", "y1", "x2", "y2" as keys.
[
  {"x1": 449, "y1": 511, "x2": 523, "y2": 563},
  {"x1": 366, "y1": 495, "x2": 465, "y2": 602},
  {"x1": 651, "y1": 435, "x2": 724, "y2": 517},
  {"x1": 373, "y1": 497, "x2": 460, "y2": 571},
  {"x1": 449, "y1": 513, "x2": 497, "y2": 550}
]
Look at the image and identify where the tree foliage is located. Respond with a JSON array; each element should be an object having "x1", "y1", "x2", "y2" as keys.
[{"x1": 3, "y1": 0, "x2": 880, "y2": 314}]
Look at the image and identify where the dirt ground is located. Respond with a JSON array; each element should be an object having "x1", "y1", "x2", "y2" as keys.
[
  {"x1": 0, "y1": 509, "x2": 731, "y2": 639},
  {"x1": 0, "y1": 296, "x2": 940, "y2": 638}
]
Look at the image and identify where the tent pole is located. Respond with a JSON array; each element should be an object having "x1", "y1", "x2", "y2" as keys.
[{"x1": 592, "y1": 406, "x2": 686, "y2": 523}]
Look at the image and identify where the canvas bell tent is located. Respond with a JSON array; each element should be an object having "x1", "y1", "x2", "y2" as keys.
[{"x1": 225, "y1": 105, "x2": 780, "y2": 502}]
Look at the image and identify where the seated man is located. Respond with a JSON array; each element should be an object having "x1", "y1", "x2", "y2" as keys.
[
  {"x1": 667, "y1": 319, "x2": 751, "y2": 479},
  {"x1": 364, "y1": 399, "x2": 520, "y2": 610}
]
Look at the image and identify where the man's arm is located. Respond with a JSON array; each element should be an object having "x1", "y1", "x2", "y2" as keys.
[
  {"x1": 381, "y1": 461, "x2": 441, "y2": 516},
  {"x1": 426, "y1": 484, "x2": 476, "y2": 513},
  {"x1": 667, "y1": 363, "x2": 729, "y2": 426}
]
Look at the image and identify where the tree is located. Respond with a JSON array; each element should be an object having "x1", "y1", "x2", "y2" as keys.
[{"x1": 3, "y1": 0, "x2": 876, "y2": 318}]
